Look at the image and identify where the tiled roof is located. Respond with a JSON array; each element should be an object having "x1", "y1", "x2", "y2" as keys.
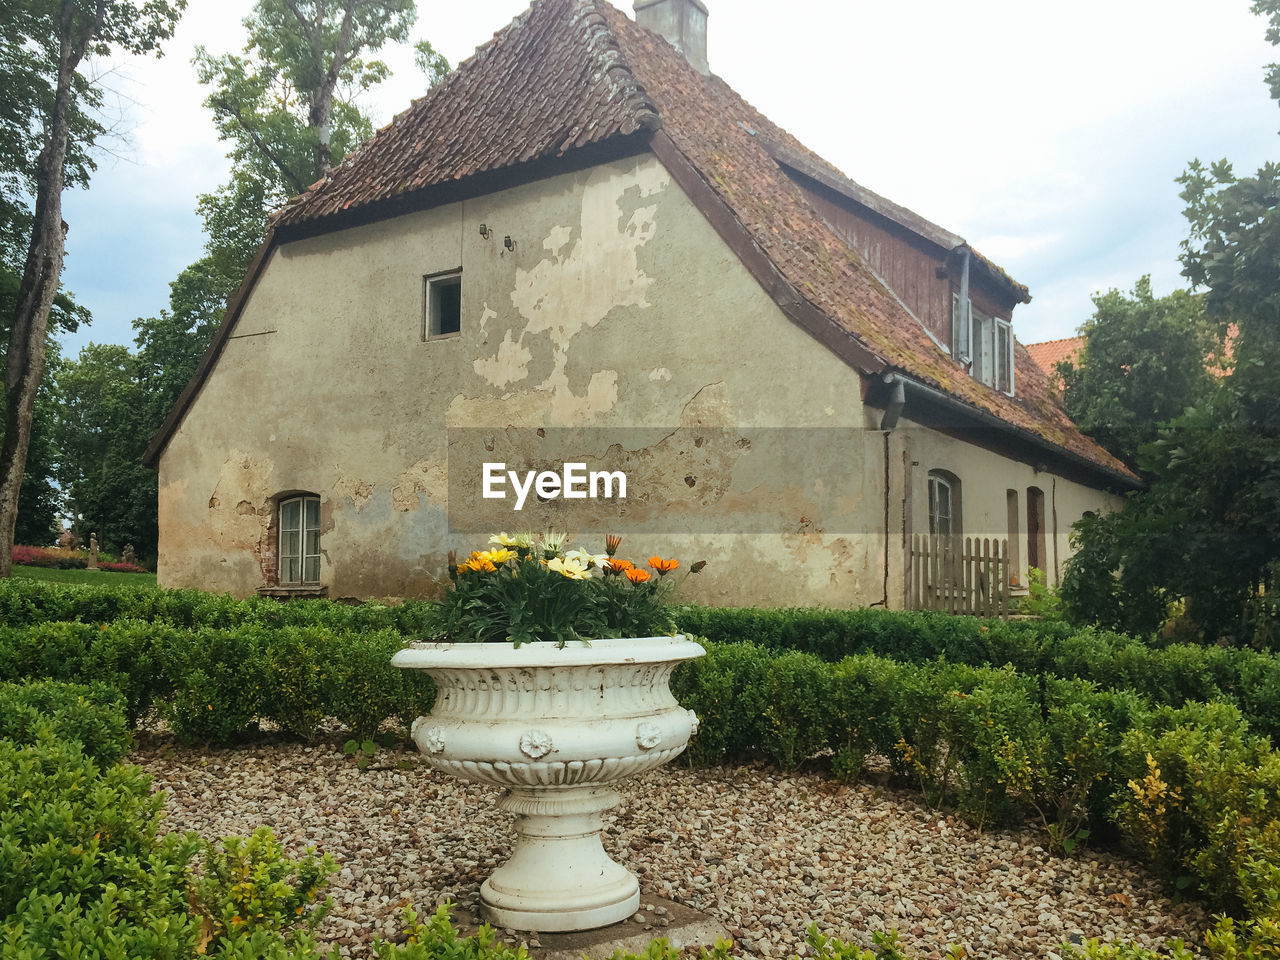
[
  {"x1": 272, "y1": 1, "x2": 660, "y2": 226},
  {"x1": 266, "y1": 0, "x2": 1134, "y2": 485},
  {"x1": 1026, "y1": 337, "x2": 1085, "y2": 377}
]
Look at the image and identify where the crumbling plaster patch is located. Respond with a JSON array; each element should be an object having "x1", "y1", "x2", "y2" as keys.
[
  {"x1": 391, "y1": 458, "x2": 448, "y2": 512},
  {"x1": 461, "y1": 159, "x2": 671, "y2": 425}
]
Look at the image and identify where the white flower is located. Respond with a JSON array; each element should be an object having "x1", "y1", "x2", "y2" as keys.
[
  {"x1": 541, "y1": 530, "x2": 569, "y2": 553},
  {"x1": 564, "y1": 548, "x2": 609, "y2": 569},
  {"x1": 547, "y1": 556, "x2": 591, "y2": 580}
]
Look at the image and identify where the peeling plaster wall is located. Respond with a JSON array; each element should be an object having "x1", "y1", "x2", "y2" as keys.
[{"x1": 157, "y1": 153, "x2": 1114, "y2": 607}]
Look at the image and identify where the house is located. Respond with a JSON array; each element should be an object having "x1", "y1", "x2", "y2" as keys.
[
  {"x1": 1026, "y1": 337, "x2": 1084, "y2": 380},
  {"x1": 144, "y1": 0, "x2": 1138, "y2": 608}
]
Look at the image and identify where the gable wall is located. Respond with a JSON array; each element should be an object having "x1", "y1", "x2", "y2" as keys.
[{"x1": 158, "y1": 154, "x2": 894, "y2": 604}]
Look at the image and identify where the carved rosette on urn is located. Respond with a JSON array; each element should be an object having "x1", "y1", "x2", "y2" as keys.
[{"x1": 392, "y1": 636, "x2": 704, "y2": 932}]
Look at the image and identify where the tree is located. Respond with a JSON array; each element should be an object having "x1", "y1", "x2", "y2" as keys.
[
  {"x1": 1061, "y1": 1, "x2": 1280, "y2": 644},
  {"x1": 0, "y1": 0, "x2": 184, "y2": 578},
  {"x1": 1057, "y1": 277, "x2": 1220, "y2": 470},
  {"x1": 54, "y1": 343, "x2": 156, "y2": 557}
]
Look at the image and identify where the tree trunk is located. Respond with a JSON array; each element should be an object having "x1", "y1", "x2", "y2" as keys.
[
  {"x1": 308, "y1": 0, "x2": 358, "y2": 182},
  {"x1": 0, "y1": 0, "x2": 89, "y2": 578}
]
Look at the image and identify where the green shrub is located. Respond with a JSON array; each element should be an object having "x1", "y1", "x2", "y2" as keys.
[
  {"x1": 190, "y1": 826, "x2": 337, "y2": 944},
  {"x1": 758, "y1": 650, "x2": 832, "y2": 770},
  {"x1": 670, "y1": 641, "x2": 772, "y2": 766},
  {"x1": 0, "y1": 680, "x2": 131, "y2": 766},
  {"x1": 828, "y1": 655, "x2": 906, "y2": 782},
  {"x1": 675, "y1": 604, "x2": 1280, "y2": 746},
  {"x1": 1115, "y1": 701, "x2": 1280, "y2": 912},
  {"x1": 0, "y1": 732, "x2": 204, "y2": 952},
  {"x1": 324, "y1": 629, "x2": 435, "y2": 740}
]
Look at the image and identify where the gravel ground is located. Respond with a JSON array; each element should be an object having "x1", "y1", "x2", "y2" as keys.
[{"x1": 132, "y1": 735, "x2": 1210, "y2": 959}]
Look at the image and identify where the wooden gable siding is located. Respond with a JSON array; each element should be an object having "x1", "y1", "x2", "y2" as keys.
[{"x1": 798, "y1": 182, "x2": 951, "y2": 343}]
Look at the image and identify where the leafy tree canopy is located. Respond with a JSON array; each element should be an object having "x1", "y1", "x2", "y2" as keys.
[
  {"x1": 1058, "y1": 277, "x2": 1220, "y2": 470},
  {"x1": 1062, "y1": 1, "x2": 1280, "y2": 645}
]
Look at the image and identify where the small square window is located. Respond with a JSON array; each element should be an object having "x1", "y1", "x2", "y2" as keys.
[{"x1": 425, "y1": 271, "x2": 462, "y2": 339}]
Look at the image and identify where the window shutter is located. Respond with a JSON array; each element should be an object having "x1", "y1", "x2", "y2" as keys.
[{"x1": 996, "y1": 319, "x2": 1014, "y2": 395}]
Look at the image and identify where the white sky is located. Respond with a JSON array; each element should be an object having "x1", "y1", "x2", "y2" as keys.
[{"x1": 59, "y1": 0, "x2": 1280, "y2": 354}]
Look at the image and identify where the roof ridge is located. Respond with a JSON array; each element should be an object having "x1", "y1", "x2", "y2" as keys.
[
  {"x1": 1026, "y1": 335, "x2": 1084, "y2": 347},
  {"x1": 573, "y1": 0, "x2": 661, "y2": 135}
]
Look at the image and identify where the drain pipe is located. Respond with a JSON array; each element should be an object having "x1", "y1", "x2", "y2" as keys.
[
  {"x1": 955, "y1": 246, "x2": 971, "y2": 363},
  {"x1": 874, "y1": 376, "x2": 905, "y2": 608}
]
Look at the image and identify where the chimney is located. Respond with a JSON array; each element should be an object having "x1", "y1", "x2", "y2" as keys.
[{"x1": 634, "y1": 0, "x2": 709, "y2": 75}]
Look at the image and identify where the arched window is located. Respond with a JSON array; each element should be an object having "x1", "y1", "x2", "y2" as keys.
[
  {"x1": 928, "y1": 470, "x2": 961, "y2": 536},
  {"x1": 278, "y1": 494, "x2": 321, "y2": 584}
]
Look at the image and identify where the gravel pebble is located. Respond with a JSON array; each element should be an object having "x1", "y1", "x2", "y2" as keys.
[{"x1": 132, "y1": 737, "x2": 1209, "y2": 958}]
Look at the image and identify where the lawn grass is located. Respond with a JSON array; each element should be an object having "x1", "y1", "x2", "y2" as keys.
[{"x1": 12, "y1": 565, "x2": 158, "y2": 589}]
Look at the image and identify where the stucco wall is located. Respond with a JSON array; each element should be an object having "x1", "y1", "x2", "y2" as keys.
[
  {"x1": 158, "y1": 154, "x2": 899, "y2": 605},
  {"x1": 157, "y1": 152, "x2": 1120, "y2": 607}
]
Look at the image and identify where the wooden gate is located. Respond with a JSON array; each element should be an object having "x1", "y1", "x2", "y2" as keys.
[{"x1": 908, "y1": 535, "x2": 1010, "y2": 617}]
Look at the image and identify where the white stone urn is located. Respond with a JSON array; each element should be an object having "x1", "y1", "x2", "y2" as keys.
[{"x1": 391, "y1": 635, "x2": 705, "y2": 932}]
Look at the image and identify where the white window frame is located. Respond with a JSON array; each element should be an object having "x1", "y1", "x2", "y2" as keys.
[
  {"x1": 279, "y1": 495, "x2": 321, "y2": 585},
  {"x1": 424, "y1": 269, "x2": 462, "y2": 341},
  {"x1": 955, "y1": 296, "x2": 1016, "y2": 397},
  {"x1": 928, "y1": 473, "x2": 955, "y2": 536}
]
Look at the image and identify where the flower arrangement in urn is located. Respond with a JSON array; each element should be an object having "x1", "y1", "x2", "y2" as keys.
[
  {"x1": 393, "y1": 533, "x2": 708, "y2": 933},
  {"x1": 435, "y1": 531, "x2": 705, "y2": 647}
]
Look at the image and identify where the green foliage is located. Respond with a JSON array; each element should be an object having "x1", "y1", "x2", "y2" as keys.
[
  {"x1": 1058, "y1": 277, "x2": 1217, "y2": 471},
  {"x1": 1062, "y1": 3, "x2": 1280, "y2": 645},
  {"x1": 51, "y1": 342, "x2": 158, "y2": 559},
  {"x1": 0, "y1": 732, "x2": 204, "y2": 952},
  {"x1": 190, "y1": 826, "x2": 337, "y2": 944},
  {"x1": 827, "y1": 655, "x2": 905, "y2": 783},
  {"x1": 1016, "y1": 566, "x2": 1065, "y2": 621},
  {"x1": 676, "y1": 602, "x2": 1280, "y2": 745},
  {"x1": 0, "y1": 679, "x2": 130, "y2": 766},
  {"x1": 669, "y1": 640, "x2": 772, "y2": 766},
  {"x1": 1065, "y1": 938, "x2": 1195, "y2": 960},
  {"x1": 1114, "y1": 701, "x2": 1280, "y2": 913}
]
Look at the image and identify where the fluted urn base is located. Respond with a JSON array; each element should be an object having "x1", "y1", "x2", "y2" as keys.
[
  {"x1": 480, "y1": 785, "x2": 639, "y2": 931},
  {"x1": 391, "y1": 636, "x2": 705, "y2": 932}
]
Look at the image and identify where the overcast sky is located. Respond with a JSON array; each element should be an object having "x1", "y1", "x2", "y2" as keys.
[{"x1": 57, "y1": 0, "x2": 1280, "y2": 356}]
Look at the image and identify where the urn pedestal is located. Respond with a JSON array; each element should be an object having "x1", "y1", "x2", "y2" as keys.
[{"x1": 391, "y1": 636, "x2": 704, "y2": 932}]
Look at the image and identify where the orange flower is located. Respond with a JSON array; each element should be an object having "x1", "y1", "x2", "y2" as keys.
[
  {"x1": 605, "y1": 558, "x2": 634, "y2": 575},
  {"x1": 604, "y1": 534, "x2": 622, "y2": 556},
  {"x1": 648, "y1": 556, "x2": 679, "y2": 576},
  {"x1": 625, "y1": 567, "x2": 651, "y2": 584}
]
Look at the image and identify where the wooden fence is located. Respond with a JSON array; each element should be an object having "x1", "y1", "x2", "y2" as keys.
[{"x1": 908, "y1": 535, "x2": 1010, "y2": 617}]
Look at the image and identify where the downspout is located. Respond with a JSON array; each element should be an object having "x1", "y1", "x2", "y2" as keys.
[
  {"x1": 1051, "y1": 476, "x2": 1060, "y2": 585},
  {"x1": 874, "y1": 378, "x2": 906, "y2": 608}
]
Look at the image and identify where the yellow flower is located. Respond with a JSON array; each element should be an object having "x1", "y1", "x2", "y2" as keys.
[
  {"x1": 489, "y1": 532, "x2": 524, "y2": 548},
  {"x1": 547, "y1": 556, "x2": 591, "y2": 580},
  {"x1": 475, "y1": 548, "x2": 515, "y2": 565}
]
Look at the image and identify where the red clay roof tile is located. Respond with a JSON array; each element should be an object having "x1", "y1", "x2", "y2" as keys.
[{"x1": 267, "y1": 0, "x2": 1133, "y2": 484}]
